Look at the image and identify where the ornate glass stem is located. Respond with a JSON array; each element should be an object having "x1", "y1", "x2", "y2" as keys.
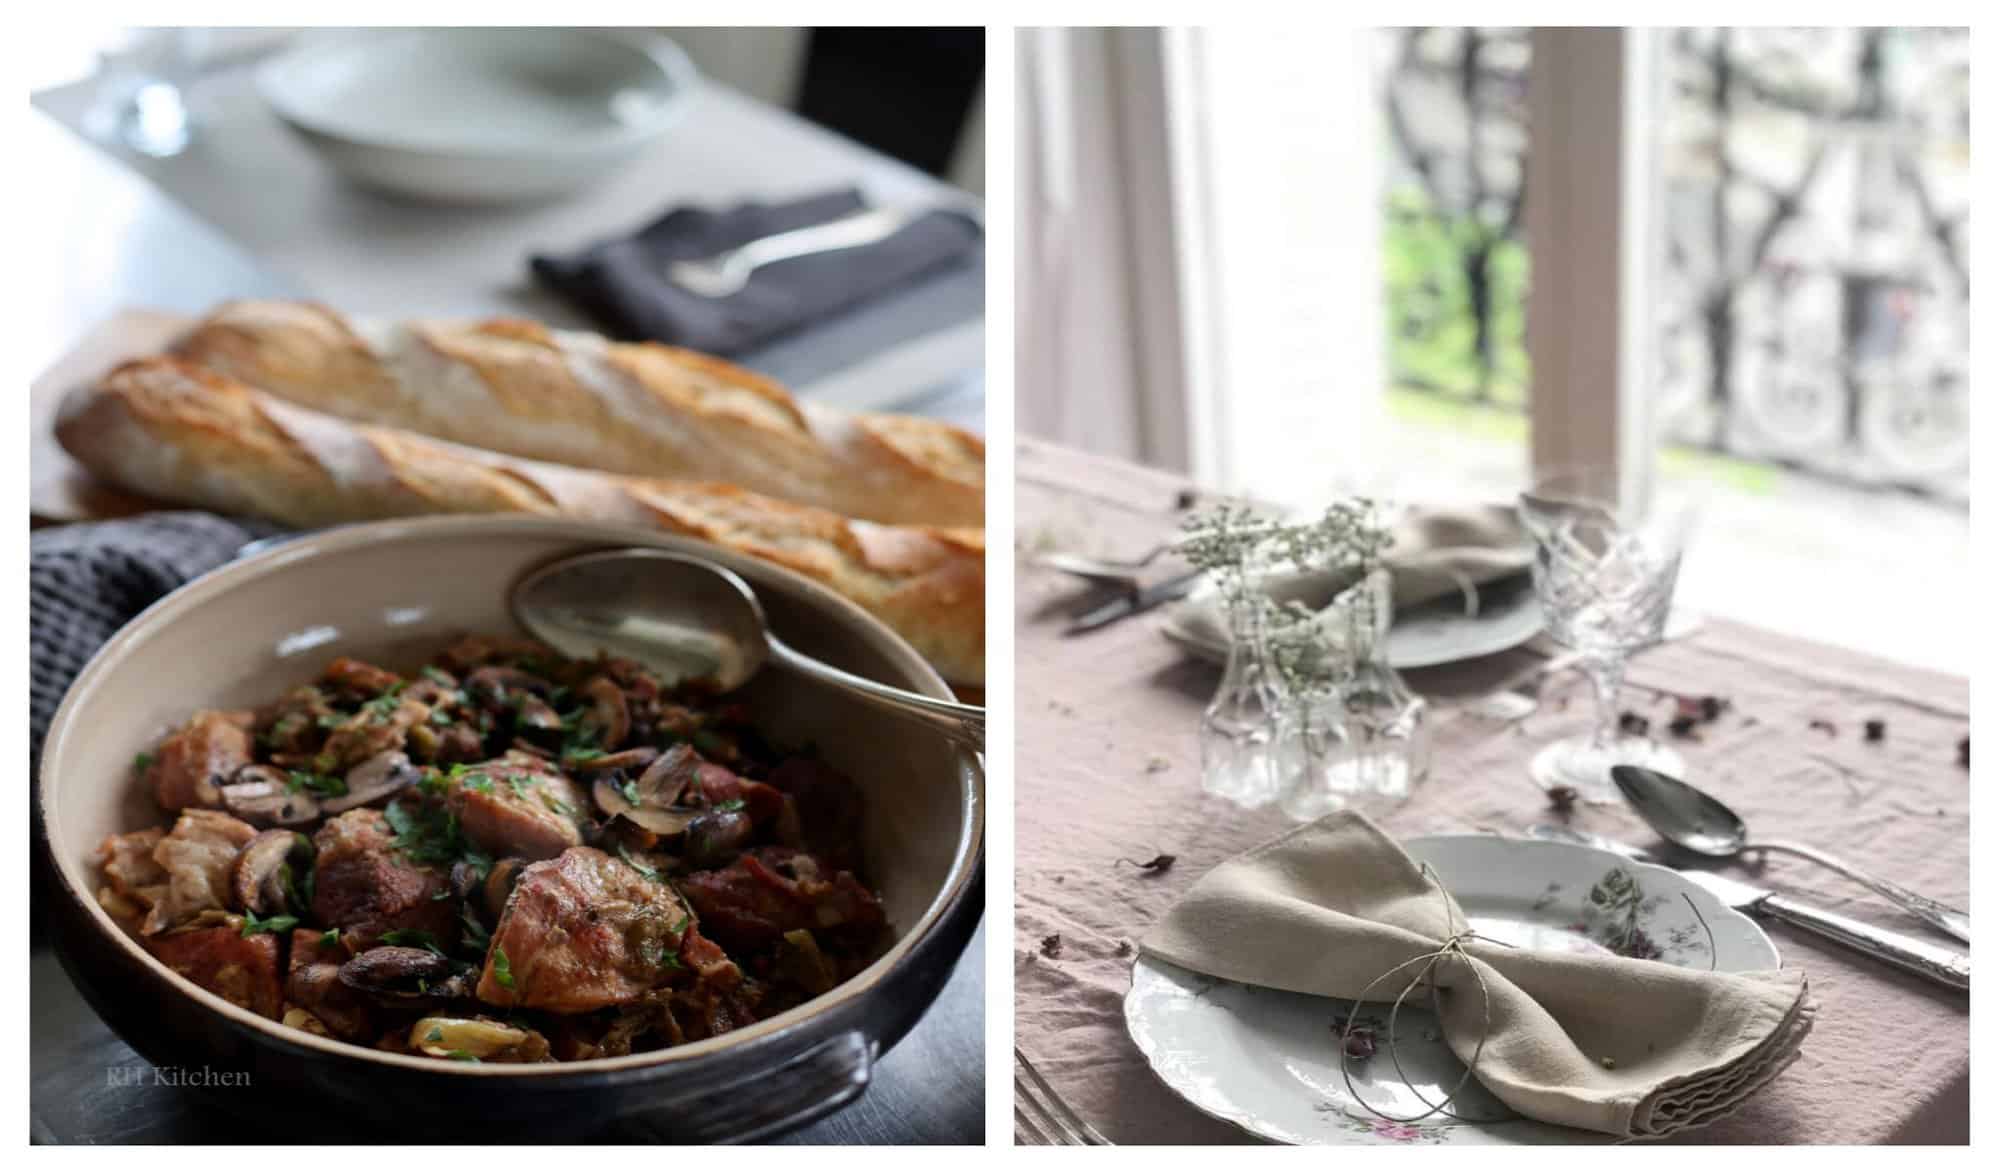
[{"x1": 1584, "y1": 655, "x2": 1627, "y2": 748}]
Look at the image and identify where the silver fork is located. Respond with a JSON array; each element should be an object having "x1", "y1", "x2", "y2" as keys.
[
  {"x1": 667, "y1": 206, "x2": 918, "y2": 298},
  {"x1": 1015, "y1": 1047, "x2": 1113, "y2": 1146}
]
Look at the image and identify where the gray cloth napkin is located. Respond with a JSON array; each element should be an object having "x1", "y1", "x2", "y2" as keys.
[
  {"x1": 30, "y1": 513, "x2": 278, "y2": 772},
  {"x1": 1166, "y1": 502, "x2": 1531, "y2": 651},
  {"x1": 1140, "y1": 812, "x2": 1815, "y2": 1139},
  {"x1": 530, "y1": 187, "x2": 982, "y2": 356}
]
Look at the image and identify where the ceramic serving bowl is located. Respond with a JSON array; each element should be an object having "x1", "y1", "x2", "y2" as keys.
[
  {"x1": 257, "y1": 28, "x2": 697, "y2": 204},
  {"x1": 37, "y1": 515, "x2": 983, "y2": 1141}
]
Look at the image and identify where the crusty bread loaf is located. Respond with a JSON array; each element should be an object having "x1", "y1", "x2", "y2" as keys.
[
  {"x1": 171, "y1": 300, "x2": 984, "y2": 528},
  {"x1": 57, "y1": 358, "x2": 984, "y2": 684}
]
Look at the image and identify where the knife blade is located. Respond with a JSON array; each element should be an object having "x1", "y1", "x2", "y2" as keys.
[
  {"x1": 1524, "y1": 825, "x2": 1969, "y2": 991},
  {"x1": 1066, "y1": 569, "x2": 1205, "y2": 634}
]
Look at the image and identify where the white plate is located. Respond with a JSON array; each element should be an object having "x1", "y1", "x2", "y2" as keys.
[
  {"x1": 1124, "y1": 834, "x2": 1778, "y2": 1145},
  {"x1": 258, "y1": 29, "x2": 697, "y2": 204},
  {"x1": 1161, "y1": 574, "x2": 1544, "y2": 671}
]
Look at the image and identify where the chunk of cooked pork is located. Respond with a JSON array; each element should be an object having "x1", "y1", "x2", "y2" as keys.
[
  {"x1": 309, "y1": 807, "x2": 457, "y2": 949},
  {"x1": 477, "y1": 846, "x2": 731, "y2": 1014},
  {"x1": 146, "y1": 924, "x2": 284, "y2": 1019},
  {"x1": 144, "y1": 710, "x2": 255, "y2": 812},
  {"x1": 141, "y1": 810, "x2": 258, "y2": 935}
]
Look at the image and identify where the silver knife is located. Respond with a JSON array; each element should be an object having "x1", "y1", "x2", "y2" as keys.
[
  {"x1": 1526, "y1": 825, "x2": 1970, "y2": 992},
  {"x1": 1067, "y1": 569, "x2": 1205, "y2": 634}
]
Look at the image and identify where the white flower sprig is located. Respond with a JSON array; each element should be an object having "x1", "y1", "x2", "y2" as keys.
[{"x1": 1180, "y1": 496, "x2": 1394, "y2": 711}]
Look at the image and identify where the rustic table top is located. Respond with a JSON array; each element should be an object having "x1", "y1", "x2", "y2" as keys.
[{"x1": 1013, "y1": 437, "x2": 1969, "y2": 1145}]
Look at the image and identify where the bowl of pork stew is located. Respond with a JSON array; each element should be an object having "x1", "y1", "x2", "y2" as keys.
[{"x1": 37, "y1": 516, "x2": 982, "y2": 1142}]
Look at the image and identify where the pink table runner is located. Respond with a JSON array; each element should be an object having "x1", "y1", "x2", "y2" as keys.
[{"x1": 1014, "y1": 439, "x2": 1969, "y2": 1145}]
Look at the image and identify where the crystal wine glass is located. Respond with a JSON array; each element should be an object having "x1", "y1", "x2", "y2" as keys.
[{"x1": 1519, "y1": 469, "x2": 1694, "y2": 800}]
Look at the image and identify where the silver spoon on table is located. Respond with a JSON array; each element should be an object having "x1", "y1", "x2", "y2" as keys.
[
  {"x1": 511, "y1": 548, "x2": 983, "y2": 753},
  {"x1": 1611, "y1": 764, "x2": 1969, "y2": 944}
]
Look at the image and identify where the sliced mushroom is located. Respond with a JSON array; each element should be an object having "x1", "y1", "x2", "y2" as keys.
[
  {"x1": 229, "y1": 829, "x2": 314, "y2": 916},
  {"x1": 515, "y1": 695, "x2": 564, "y2": 732},
  {"x1": 580, "y1": 677, "x2": 629, "y2": 750},
  {"x1": 683, "y1": 809, "x2": 754, "y2": 869},
  {"x1": 319, "y1": 749, "x2": 420, "y2": 815},
  {"x1": 219, "y1": 766, "x2": 320, "y2": 828},
  {"x1": 337, "y1": 946, "x2": 472, "y2": 1006},
  {"x1": 482, "y1": 857, "x2": 528, "y2": 923},
  {"x1": 590, "y1": 745, "x2": 705, "y2": 836},
  {"x1": 449, "y1": 860, "x2": 486, "y2": 902},
  {"x1": 409, "y1": 1016, "x2": 549, "y2": 1062},
  {"x1": 565, "y1": 747, "x2": 659, "y2": 774},
  {"x1": 591, "y1": 780, "x2": 701, "y2": 837},
  {"x1": 465, "y1": 665, "x2": 550, "y2": 704}
]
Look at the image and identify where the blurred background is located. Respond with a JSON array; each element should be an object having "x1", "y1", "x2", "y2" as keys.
[{"x1": 1017, "y1": 27, "x2": 1969, "y2": 673}]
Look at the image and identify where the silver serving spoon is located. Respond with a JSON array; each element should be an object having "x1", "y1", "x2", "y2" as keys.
[
  {"x1": 1611, "y1": 764, "x2": 1969, "y2": 943},
  {"x1": 511, "y1": 549, "x2": 983, "y2": 752}
]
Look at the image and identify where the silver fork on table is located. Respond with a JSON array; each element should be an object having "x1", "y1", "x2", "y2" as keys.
[
  {"x1": 667, "y1": 206, "x2": 920, "y2": 298},
  {"x1": 1014, "y1": 1047, "x2": 1113, "y2": 1146}
]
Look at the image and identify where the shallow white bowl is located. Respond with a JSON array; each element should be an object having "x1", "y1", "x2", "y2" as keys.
[{"x1": 258, "y1": 28, "x2": 697, "y2": 205}]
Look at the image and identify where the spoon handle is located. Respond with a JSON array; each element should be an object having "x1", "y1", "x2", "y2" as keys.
[
  {"x1": 766, "y1": 634, "x2": 984, "y2": 752},
  {"x1": 1750, "y1": 839, "x2": 1970, "y2": 944}
]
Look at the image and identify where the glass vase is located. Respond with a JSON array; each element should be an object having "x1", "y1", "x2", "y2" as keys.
[
  {"x1": 1278, "y1": 570, "x2": 1432, "y2": 822},
  {"x1": 1198, "y1": 589, "x2": 1284, "y2": 807}
]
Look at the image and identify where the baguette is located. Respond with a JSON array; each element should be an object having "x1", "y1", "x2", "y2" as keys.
[
  {"x1": 57, "y1": 358, "x2": 984, "y2": 684},
  {"x1": 171, "y1": 300, "x2": 984, "y2": 528}
]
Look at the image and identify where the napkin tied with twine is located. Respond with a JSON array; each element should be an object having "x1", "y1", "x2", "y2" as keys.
[{"x1": 1139, "y1": 812, "x2": 1815, "y2": 1139}]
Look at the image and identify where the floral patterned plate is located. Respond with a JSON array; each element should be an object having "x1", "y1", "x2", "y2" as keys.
[{"x1": 1123, "y1": 834, "x2": 1779, "y2": 1145}]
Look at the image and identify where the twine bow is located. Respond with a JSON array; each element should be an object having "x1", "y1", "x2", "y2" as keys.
[{"x1": 1334, "y1": 862, "x2": 1517, "y2": 1126}]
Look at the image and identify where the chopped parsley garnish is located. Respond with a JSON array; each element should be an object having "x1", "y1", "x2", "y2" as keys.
[
  {"x1": 445, "y1": 1050, "x2": 481, "y2": 1063},
  {"x1": 425, "y1": 1026, "x2": 445, "y2": 1043},
  {"x1": 241, "y1": 909, "x2": 299, "y2": 937},
  {"x1": 658, "y1": 949, "x2": 685, "y2": 971},
  {"x1": 361, "y1": 681, "x2": 408, "y2": 722},
  {"x1": 713, "y1": 798, "x2": 746, "y2": 813},
  {"x1": 321, "y1": 928, "x2": 341, "y2": 948},
  {"x1": 459, "y1": 905, "x2": 491, "y2": 954},
  {"x1": 421, "y1": 666, "x2": 455, "y2": 687},
  {"x1": 618, "y1": 779, "x2": 641, "y2": 806},
  {"x1": 380, "y1": 929, "x2": 446, "y2": 955},
  {"x1": 428, "y1": 709, "x2": 454, "y2": 727},
  {"x1": 492, "y1": 945, "x2": 515, "y2": 990},
  {"x1": 317, "y1": 712, "x2": 349, "y2": 729},
  {"x1": 616, "y1": 844, "x2": 661, "y2": 881},
  {"x1": 384, "y1": 798, "x2": 469, "y2": 866},
  {"x1": 286, "y1": 770, "x2": 348, "y2": 798},
  {"x1": 460, "y1": 772, "x2": 495, "y2": 795},
  {"x1": 541, "y1": 795, "x2": 574, "y2": 817},
  {"x1": 506, "y1": 774, "x2": 534, "y2": 799},
  {"x1": 132, "y1": 752, "x2": 154, "y2": 774}
]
